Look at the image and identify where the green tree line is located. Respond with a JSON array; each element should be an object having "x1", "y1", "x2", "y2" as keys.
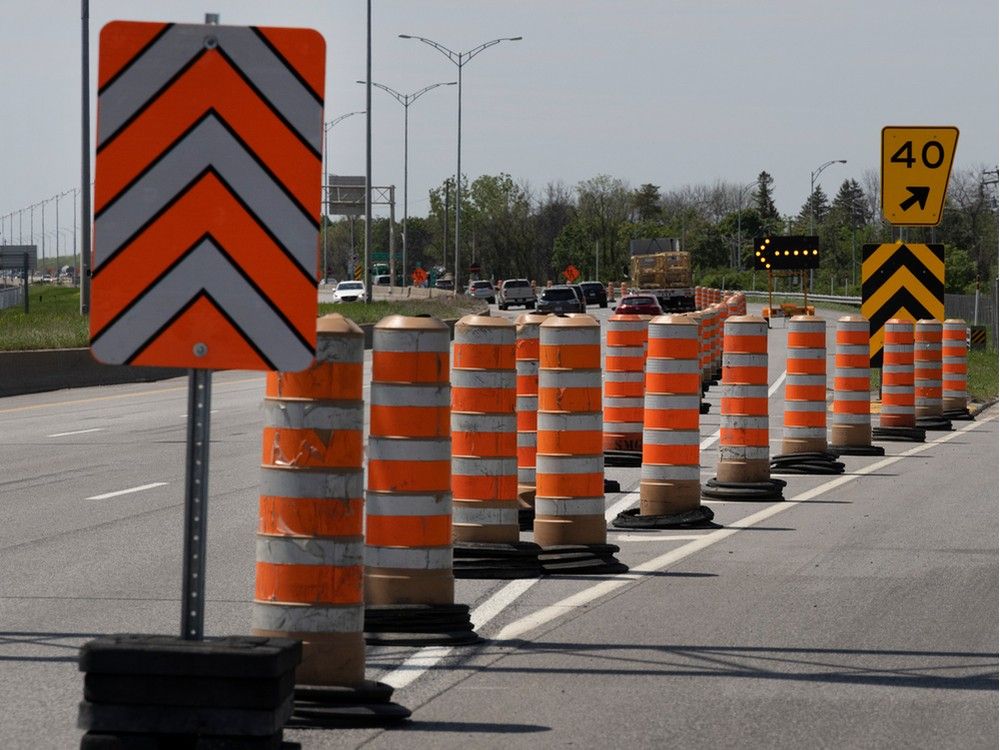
[{"x1": 321, "y1": 166, "x2": 998, "y2": 294}]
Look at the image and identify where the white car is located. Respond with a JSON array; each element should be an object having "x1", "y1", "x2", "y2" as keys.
[{"x1": 332, "y1": 280, "x2": 367, "y2": 303}]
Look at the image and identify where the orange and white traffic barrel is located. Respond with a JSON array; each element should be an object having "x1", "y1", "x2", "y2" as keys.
[
  {"x1": 254, "y1": 314, "x2": 365, "y2": 686},
  {"x1": 694, "y1": 286, "x2": 703, "y2": 310},
  {"x1": 774, "y1": 315, "x2": 844, "y2": 473},
  {"x1": 914, "y1": 319, "x2": 952, "y2": 430},
  {"x1": 534, "y1": 315, "x2": 606, "y2": 546},
  {"x1": 515, "y1": 312, "x2": 548, "y2": 503},
  {"x1": 942, "y1": 319, "x2": 970, "y2": 419},
  {"x1": 451, "y1": 315, "x2": 519, "y2": 543},
  {"x1": 603, "y1": 313, "x2": 650, "y2": 462},
  {"x1": 829, "y1": 315, "x2": 883, "y2": 456},
  {"x1": 704, "y1": 314, "x2": 784, "y2": 500},
  {"x1": 781, "y1": 315, "x2": 828, "y2": 455},
  {"x1": 710, "y1": 303, "x2": 725, "y2": 381},
  {"x1": 730, "y1": 292, "x2": 746, "y2": 316},
  {"x1": 873, "y1": 319, "x2": 925, "y2": 442},
  {"x1": 613, "y1": 315, "x2": 713, "y2": 528},
  {"x1": 701, "y1": 305, "x2": 718, "y2": 386},
  {"x1": 694, "y1": 309, "x2": 712, "y2": 389},
  {"x1": 365, "y1": 315, "x2": 453, "y2": 605}
]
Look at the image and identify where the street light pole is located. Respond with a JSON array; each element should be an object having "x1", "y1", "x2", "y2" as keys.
[
  {"x1": 360, "y1": 80, "x2": 455, "y2": 286},
  {"x1": 399, "y1": 33, "x2": 521, "y2": 293},
  {"x1": 322, "y1": 111, "x2": 364, "y2": 283},
  {"x1": 809, "y1": 159, "x2": 847, "y2": 235}
]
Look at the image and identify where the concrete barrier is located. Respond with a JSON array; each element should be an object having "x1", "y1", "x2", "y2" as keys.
[{"x1": 0, "y1": 317, "x2": 475, "y2": 398}]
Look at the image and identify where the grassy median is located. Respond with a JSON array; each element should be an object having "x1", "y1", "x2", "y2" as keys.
[
  {"x1": 0, "y1": 285, "x2": 90, "y2": 350},
  {"x1": 317, "y1": 296, "x2": 486, "y2": 324}
]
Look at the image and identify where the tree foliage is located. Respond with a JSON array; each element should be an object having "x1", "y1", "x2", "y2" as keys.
[{"x1": 320, "y1": 165, "x2": 998, "y2": 292}]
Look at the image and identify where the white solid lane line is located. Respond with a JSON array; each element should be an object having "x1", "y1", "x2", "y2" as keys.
[
  {"x1": 381, "y1": 415, "x2": 993, "y2": 689},
  {"x1": 47, "y1": 428, "x2": 104, "y2": 438},
  {"x1": 493, "y1": 415, "x2": 992, "y2": 642},
  {"x1": 86, "y1": 482, "x2": 168, "y2": 501}
]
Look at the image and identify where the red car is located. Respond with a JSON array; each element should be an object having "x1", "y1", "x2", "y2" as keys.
[{"x1": 614, "y1": 295, "x2": 663, "y2": 316}]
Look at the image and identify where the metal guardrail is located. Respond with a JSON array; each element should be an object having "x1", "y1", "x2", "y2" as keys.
[{"x1": 741, "y1": 290, "x2": 862, "y2": 306}]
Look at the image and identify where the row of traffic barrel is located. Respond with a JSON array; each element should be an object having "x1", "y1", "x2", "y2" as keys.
[{"x1": 248, "y1": 301, "x2": 973, "y2": 728}]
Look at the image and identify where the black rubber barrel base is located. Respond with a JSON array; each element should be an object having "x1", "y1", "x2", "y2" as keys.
[
  {"x1": 604, "y1": 450, "x2": 642, "y2": 467},
  {"x1": 454, "y1": 541, "x2": 544, "y2": 579},
  {"x1": 702, "y1": 477, "x2": 786, "y2": 501},
  {"x1": 828, "y1": 444, "x2": 886, "y2": 456},
  {"x1": 611, "y1": 506, "x2": 717, "y2": 530},
  {"x1": 518, "y1": 505, "x2": 535, "y2": 531},
  {"x1": 943, "y1": 408, "x2": 973, "y2": 421},
  {"x1": 287, "y1": 681, "x2": 410, "y2": 729},
  {"x1": 364, "y1": 604, "x2": 481, "y2": 647},
  {"x1": 80, "y1": 732, "x2": 296, "y2": 749},
  {"x1": 539, "y1": 544, "x2": 628, "y2": 575},
  {"x1": 916, "y1": 415, "x2": 953, "y2": 431},
  {"x1": 770, "y1": 452, "x2": 845, "y2": 475},
  {"x1": 873, "y1": 425, "x2": 926, "y2": 442}
]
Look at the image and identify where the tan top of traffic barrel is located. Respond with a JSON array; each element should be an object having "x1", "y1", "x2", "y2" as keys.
[
  {"x1": 316, "y1": 313, "x2": 364, "y2": 336},
  {"x1": 725, "y1": 314, "x2": 766, "y2": 325},
  {"x1": 542, "y1": 313, "x2": 599, "y2": 328},
  {"x1": 515, "y1": 311, "x2": 550, "y2": 327},
  {"x1": 455, "y1": 314, "x2": 513, "y2": 331},
  {"x1": 375, "y1": 314, "x2": 449, "y2": 332}
]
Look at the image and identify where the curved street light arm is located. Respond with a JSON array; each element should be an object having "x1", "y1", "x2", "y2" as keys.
[
  {"x1": 399, "y1": 34, "x2": 460, "y2": 65},
  {"x1": 362, "y1": 80, "x2": 406, "y2": 106},
  {"x1": 409, "y1": 80, "x2": 457, "y2": 104},
  {"x1": 811, "y1": 159, "x2": 847, "y2": 184},
  {"x1": 465, "y1": 36, "x2": 522, "y2": 63},
  {"x1": 325, "y1": 110, "x2": 365, "y2": 131}
]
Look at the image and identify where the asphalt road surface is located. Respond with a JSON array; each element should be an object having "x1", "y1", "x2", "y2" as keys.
[{"x1": 0, "y1": 303, "x2": 996, "y2": 749}]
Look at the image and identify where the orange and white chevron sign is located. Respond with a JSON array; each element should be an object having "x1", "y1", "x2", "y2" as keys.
[{"x1": 90, "y1": 21, "x2": 325, "y2": 371}]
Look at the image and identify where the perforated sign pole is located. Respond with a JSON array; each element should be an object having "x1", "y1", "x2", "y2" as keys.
[{"x1": 181, "y1": 368, "x2": 212, "y2": 640}]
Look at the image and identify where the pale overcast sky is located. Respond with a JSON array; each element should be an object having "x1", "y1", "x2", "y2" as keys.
[{"x1": 1, "y1": 0, "x2": 997, "y2": 241}]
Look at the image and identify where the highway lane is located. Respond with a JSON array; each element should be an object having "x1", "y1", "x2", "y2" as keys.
[{"x1": 0, "y1": 304, "x2": 996, "y2": 748}]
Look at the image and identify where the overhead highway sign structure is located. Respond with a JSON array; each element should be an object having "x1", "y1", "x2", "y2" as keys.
[
  {"x1": 881, "y1": 126, "x2": 959, "y2": 226},
  {"x1": 861, "y1": 242, "x2": 945, "y2": 367},
  {"x1": 90, "y1": 21, "x2": 325, "y2": 371}
]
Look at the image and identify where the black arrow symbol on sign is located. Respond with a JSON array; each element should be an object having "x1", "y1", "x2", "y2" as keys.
[{"x1": 899, "y1": 186, "x2": 930, "y2": 212}]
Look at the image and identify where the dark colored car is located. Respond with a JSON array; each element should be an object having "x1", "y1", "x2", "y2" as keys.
[
  {"x1": 578, "y1": 281, "x2": 608, "y2": 308},
  {"x1": 615, "y1": 294, "x2": 663, "y2": 316},
  {"x1": 566, "y1": 283, "x2": 586, "y2": 309},
  {"x1": 536, "y1": 285, "x2": 586, "y2": 314}
]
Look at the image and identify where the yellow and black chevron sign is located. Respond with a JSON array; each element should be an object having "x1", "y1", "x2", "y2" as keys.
[
  {"x1": 90, "y1": 22, "x2": 325, "y2": 371},
  {"x1": 862, "y1": 242, "x2": 944, "y2": 367}
]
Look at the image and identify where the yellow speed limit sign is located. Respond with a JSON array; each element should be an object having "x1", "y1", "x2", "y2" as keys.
[{"x1": 881, "y1": 126, "x2": 959, "y2": 226}]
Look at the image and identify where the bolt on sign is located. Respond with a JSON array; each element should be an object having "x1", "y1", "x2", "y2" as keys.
[
  {"x1": 861, "y1": 242, "x2": 944, "y2": 367},
  {"x1": 881, "y1": 126, "x2": 959, "y2": 226},
  {"x1": 90, "y1": 21, "x2": 325, "y2": 371}
]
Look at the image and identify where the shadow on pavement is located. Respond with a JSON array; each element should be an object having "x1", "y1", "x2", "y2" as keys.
[{"x1": 474, "y1": 641, "x2": 999, "y2": 691}]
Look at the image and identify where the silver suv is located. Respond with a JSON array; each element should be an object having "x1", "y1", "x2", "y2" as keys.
[
  {"x1": 497, "y1": 278, "x2": 536, "y2": 310},
  {"x1": 467, "y1": 279, "x2": 496, "y2": 304}
]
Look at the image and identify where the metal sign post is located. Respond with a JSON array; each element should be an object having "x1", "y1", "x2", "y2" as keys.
[{"x1": 180, "y1": 368, "x2": 212, "y2": 640}]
